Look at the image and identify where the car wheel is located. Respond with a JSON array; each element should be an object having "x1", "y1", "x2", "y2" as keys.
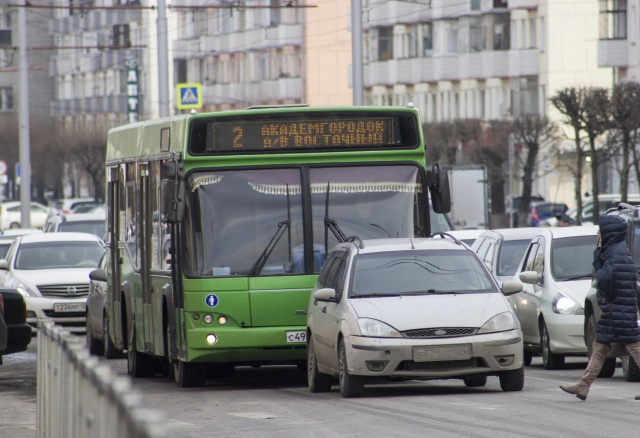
[
  {"x1": 103, "y1": 313, "x2": 124, "y2": 359},
  {"x1": 499, "y1": 367, "x2": 525, "y2": 392},
  {"x1": 587, "y1": 314, "x2": 616, "y2": 378},
  {"x1": 127, "y1": 326, "x2": 158, "y2": 378},
  {"x1": 523, "y1": 349, "x2": 533, "y2": 366},
  {"x1": 174, "y1": 361, "x2": 207, "y2": 388},
  {"x1": 541, "y1": 322, "x2": 565, "y2": 370},
  {"x1": 86, "y1": 312, "x2": 104, "y2": 356},
  {"x1": 462, "y1": 374, "x2": 487, "y2": 387},
  {"x1": 338, "y1": 338, "x2": 364, "y2": 398},
  {"x1": 622, "y1": 356, "x2": 640, "y2": 382},
  {"x1": 307, "y1": 336, "x2": 332, "y2": 393}
]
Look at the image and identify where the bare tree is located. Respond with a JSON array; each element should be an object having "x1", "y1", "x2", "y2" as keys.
[
  {"x1": 468, "y1": 119, "x2": 512, "y2": 228},
  {"x1": 581, "y1": 87, "x2": 612, "y2": 224},
  {"x1": 423, "y1": 121, "x2": 459, "y2": 166},
  {"x1": 550, "y1": 87, "x2": 588, "y2": 220},
  {"x1": 511, "y1": 115, "x2": 559, "y2": 227},
  {"x1": 62, "y1": 128, "x2": 107, "y2": 202},
  {"x1": 611, "y1": 81, "x2": 640, "y2": 202}
]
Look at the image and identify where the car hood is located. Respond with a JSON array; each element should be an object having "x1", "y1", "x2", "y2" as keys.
[
  {"x1": 348, "y1": 293, "x2": 511, "y2": 330},
  {"x1": 555, "y1": 279, "x2": 592, "y2": 305},
  {"x1": 12, "y1": 268, "x2": 95, "y2": 287}
]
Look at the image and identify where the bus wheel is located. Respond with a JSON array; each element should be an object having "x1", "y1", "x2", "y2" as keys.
[
  {"x1": 127, "y1": 327, "x2": 158, "y2": 378},
  {"x1": 174, "y1": 361, "x2": 207, "y2": 387}
]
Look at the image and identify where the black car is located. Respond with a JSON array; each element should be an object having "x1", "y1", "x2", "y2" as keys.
[{"x1": 0, "y1": 288, "x2": 32, "y2": 364}]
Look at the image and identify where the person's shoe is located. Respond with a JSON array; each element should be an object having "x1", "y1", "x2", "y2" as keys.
[{"x1": 559, "y1": 383, "x2": 589, "y2": 401}]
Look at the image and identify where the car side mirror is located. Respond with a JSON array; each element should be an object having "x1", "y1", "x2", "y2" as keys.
[
  {"x1": 313, "y1": 287, "x2": 337, "y2": 303},
  {"x1": 501, "y1": 280, "x2": 523, "y2": 296},
  {"x1": 89, "y1": 269, "x2": 106, "y2": 282},
  {"x1": 0, "y1": 260, "x2": 7, "y2": 270},
  {"x1": 519, "y1": 270, "x2": 541, "y2": 285}
]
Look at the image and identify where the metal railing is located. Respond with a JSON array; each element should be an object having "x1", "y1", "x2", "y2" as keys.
[{"x1": 37, "y1": 320, "x2": 172, "y2": 438}]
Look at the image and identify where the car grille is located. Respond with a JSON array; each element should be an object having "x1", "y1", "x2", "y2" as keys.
[
  {"x1": 37, "y1": 284, "x2": 90, "y2": 298},
  {"x1": 402, "y1": 327, "x2": 478, "y2": 338}
]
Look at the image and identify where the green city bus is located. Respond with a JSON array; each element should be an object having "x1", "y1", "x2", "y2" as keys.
[{"x1": 104, "y1": 105, "x2": 451, "y2": 387}]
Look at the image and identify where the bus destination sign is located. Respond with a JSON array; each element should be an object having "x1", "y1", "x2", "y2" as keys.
[{"x1": 213, "y1": 117, "x2": 395, "y2": 151}]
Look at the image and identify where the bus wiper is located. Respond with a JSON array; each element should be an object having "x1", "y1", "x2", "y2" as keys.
[
  {"x1": 324, "y1": 181, "x2": 349, "y2": 245},
  {"x1": 250, "y1": 219, "x2": 290, "y2": 276}
]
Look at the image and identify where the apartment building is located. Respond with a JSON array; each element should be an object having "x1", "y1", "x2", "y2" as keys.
[{"x1": 598, "y1": 0, "x2": 639, "y2": 81}]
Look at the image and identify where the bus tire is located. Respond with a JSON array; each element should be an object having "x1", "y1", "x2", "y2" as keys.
[
  {"x1": 104, "y1": 313, "x2": 124, "y2": 359},
  {"x1": 127, "y1": 327, "x2": 158, "y2": 378},
  {"x1": 174, "y1": 361, "x2": 207, "y2": 388}
]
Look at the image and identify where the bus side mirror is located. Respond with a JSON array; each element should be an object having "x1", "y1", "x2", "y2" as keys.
[
  {"x1": 427, "y1": 165, "x2": 451, "y2": 214},
  {"x1": 161, "y1": 179, "x2": 185, "y2": 223}
]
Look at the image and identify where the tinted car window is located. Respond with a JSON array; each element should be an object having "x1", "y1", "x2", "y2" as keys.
[
  {"x1": 551, "y1": 235, "x2": 598, "y2": 280},
  {"x1": 497, "y1": 240, "x2": 532, "y2": 276},
  {"x1": 523, "y1": 242, "x2": 540, "y2": 272}
]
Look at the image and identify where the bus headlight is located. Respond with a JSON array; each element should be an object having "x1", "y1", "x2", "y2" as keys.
[
  {"x1": 218, "y1": 316, "x2": 228, "y2": 325},
  {"x1": 206, "y1": 334, "x2": 218, "y2": 345},
  {"x1": 203, "y1": 314, "x2": 213, "y2": 324}
]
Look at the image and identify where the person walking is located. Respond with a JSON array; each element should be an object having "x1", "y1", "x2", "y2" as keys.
[{"x1": 559, "y1": 214, "x2": 640, "y2": 401}]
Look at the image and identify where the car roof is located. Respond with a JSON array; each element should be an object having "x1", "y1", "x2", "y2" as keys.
[
  {"x1": 0, "y1": 229, "x2": 44, "y2": 237},
  {"x1": 544, "y1": 225, "x2": 599, "y2": 238},
  {"x1": 333, "y1": 237, "x2": 470, "y2": 255},
  {"x1": 60, "y1": 212, "x2": 106, "y2": 221},
  {"x1": 16, "y1": 232, "x2": 104, "y2": 244},
  {"x1": 445, "y1": 229, "x2": 485, "y2": 239},
  {"x1": 477, "y1": 227, "x2": 542, "y2": 241}
]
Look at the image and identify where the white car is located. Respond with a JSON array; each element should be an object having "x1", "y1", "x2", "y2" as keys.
[
  {"x1": 306, "y1": 237, "x2": 525, "y2": 398},
  {"x1": 43, "y1": 211, "x2": 106, "y2": 239},
  {"x1": 0, "y1": 201, "x2": 50, "y2": 230},
  {"x1": 0, "y1": 232, "x2": 106, "y2": 333},
  {"x1": 513, "y1": 225, "x2": 599, "y2": 369}
]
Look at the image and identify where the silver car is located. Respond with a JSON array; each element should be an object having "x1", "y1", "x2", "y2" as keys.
[{"x1": 306, "y1": 237, "x2": 525, "y2": 398}]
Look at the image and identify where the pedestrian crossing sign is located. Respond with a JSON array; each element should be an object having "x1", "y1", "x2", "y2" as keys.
[{"x1": 176, "y1": 83, "x2": 203, "y2": 110}]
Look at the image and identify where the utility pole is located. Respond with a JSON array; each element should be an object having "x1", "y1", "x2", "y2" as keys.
[
  {"x1": 351, "y1": 0, "x2": 364, "y2": 106},
  {"x1": 18, "y1": 4, "x2": 31, "y2": 227},
  {"x1": 157, "y1": 0, "x2": 169, "y2": 118},
  {"x1": 508, "y1": 134, "x2": 515, "y2": 228}
]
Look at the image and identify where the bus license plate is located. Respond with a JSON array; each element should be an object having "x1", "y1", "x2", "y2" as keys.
[
  {"x1": 286, "y1": 330, "x2": 306, "y2": 343},
  {"x1": 53, "y1": 303, "x2": 87, "y2": 313}
]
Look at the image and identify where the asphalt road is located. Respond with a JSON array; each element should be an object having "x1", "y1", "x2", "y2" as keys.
[{"x1": 5, "y1": 339, "x2": 640, "y2": 438}]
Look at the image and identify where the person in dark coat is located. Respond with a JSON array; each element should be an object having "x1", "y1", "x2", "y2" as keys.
[{"x1": 560, "y1": 214, "x2": 640, "y2": 401}]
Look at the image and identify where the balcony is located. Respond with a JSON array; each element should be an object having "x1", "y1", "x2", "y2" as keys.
[
  {"x1": 200, "y1": 24, "x2": 303, "y2": 54},
  {"x1": 202, "y1": 77, "x2": 303, "y2": 106},
  {"x1": 508, "y1": 49, "x2": 539, "y2": 77},
  {"x1": 597, "y1": 39, "x2": 628, "y2": 67},
  {"x1": 50, "y1": 95, "x2": 134, "y2": 117}
]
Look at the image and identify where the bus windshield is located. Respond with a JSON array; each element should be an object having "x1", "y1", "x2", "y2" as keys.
[{"x1": 184, "y1": 164, "x2": 426, "y2": 277}]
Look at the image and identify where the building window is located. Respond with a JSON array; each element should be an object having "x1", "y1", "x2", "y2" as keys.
[
  {"x1": 378, "y1": 27, "x2": 394, "y2": 61},
  {"x1": 113, "y1": 24, "x2": 130, "y2": 47},
  {"x1": 599, "y1": 0, "x2": 627, "y2": 39},
  {"x1": 444, "y1": 20, "x2": 459, "y2": 54},
  {"x1": 493, "y1": 0, "x2": 508, "y2": 7},
  {"x1": 174, "y1": 59, "x2": 187, "y2": 83},
  {"x1": 270, "y1": 0, "x2": 281, "y2": 26},
  {"x1": 471, "y1": 0, "x2": 481, "y2": 11},
  {"x1": 0, "y1": 86, "x2": 13, "y2": 111},
  {"x1": 422, "y1": 23, "x2": 433, "y2": 57},
  {"x1": 493, "y1": 15, "x2": 510, "y2": 50},
  {"x1": 469, "y1": 17, "x2": 482, "y2": 52}
]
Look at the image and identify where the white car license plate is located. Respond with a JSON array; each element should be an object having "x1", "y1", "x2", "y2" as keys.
[
  {"x1": 413, "y1": 344, "x2": 471, "y2": 362},
  {"x1": 286, "y1": 330, "x2": 306, "y2": 343},
  {"x1": 53, "y1": 302, "x2": 87, "y2": 313}
]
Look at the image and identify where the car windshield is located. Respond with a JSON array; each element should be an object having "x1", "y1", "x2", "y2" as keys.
[
  {"x1": 349, "y1": 250, "x2": 498, "y2": 297},
  {"x1": 183, "y1": 165, "x2": 429, "y2": 277},
  {"x1": 15, "y1": 241, "x2": 105, "y2": 270},
  {"x1": 551, "y1": 235, "x2": 598, "y2": 281},
  {"x1": 497, "y1": 239, "x2": 532, "y2": 276},
  {"x1": 58, "y1": 220, "x2": 105, "y2": 238}
]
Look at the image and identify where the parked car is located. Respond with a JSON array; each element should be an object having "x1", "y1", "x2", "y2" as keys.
[
  {"x1": 50, "y1": 198, "x2": 96, "y2": 215},
  {"x1": 471, "y1": 227, "x2": 541, "y2": 285},
  {"x1": 0, "y1": 201, "x2": 50, "y2": 230},
  {"x1": 0, "y1": 288, "x2": 32, "y2": 364},
  {"x1": 306, "y1": 237, "x2": 525, "y2": 398},
  {"x1": 513, "y1": 225, "x2": 599, "y2": 369},
  {"x1": 584, "y1": 202, "x2": 640, "y2": 381},
  {"x1": 0, "y1": 232, "x2": 106, "y2": 333},
  {"x1": 528, "y1": 202, "x2": 569, "y2": 227},
  {"x1": 86, "y1": 253, "x2": 124, "y2": 358},
  {"x1": 508, "y1": 195, "x2": 545, "y2": 227},
  {"x1": 566, "y1": 194, "x2": 640, "y2": 225},
  {"x1": 43, "y1": 211, "x2": 106, "y2": 239},
  {"x1": 444, "y1": 228, "x2": 485, "y2": 246}
]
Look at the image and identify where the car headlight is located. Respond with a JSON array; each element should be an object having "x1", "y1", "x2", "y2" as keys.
[
  {"x1": 14, "y1": 283, "x2": 37, "y2": 297},
  {"x1": 357, "y1": 318, "x2": 402, "y2": 338},
  {"x1": 553, "y1": 294, "x2": 583, "y2": 315},
  {"x1": 478, "y1": 312, "x2": 516, "y2": 334}
]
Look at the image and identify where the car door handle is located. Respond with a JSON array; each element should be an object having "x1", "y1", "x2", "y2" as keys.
[{"x1": 322, "y1": 307, "x2": 327, "y2": 314}]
